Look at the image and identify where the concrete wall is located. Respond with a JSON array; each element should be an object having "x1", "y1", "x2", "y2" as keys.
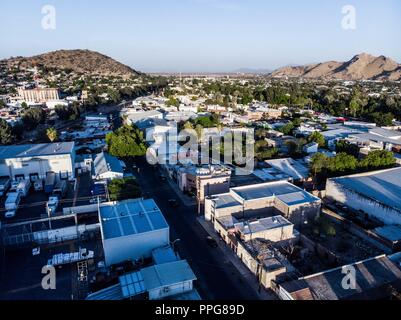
[
  {"x1": 103, "y1": 228, "x2": 169, "y2": 266},
  {"x1": 326, "y1": 179, "x2": 401, "y2": 225},
  {"x1": 241, "y1": 224, "x2": 294, "y2": 243},
  {"x1": 236, "y1": 241, "x2": 287, "y2": 289}
]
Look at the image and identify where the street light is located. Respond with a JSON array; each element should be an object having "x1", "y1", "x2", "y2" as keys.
[{"x1": 171, "y1": 239, "x2": 181, "y2": 256}]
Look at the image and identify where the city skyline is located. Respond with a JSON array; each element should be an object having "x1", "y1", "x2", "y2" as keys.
[{"x1": 0, "y1": 0, "x2": 400, "y2": 72}]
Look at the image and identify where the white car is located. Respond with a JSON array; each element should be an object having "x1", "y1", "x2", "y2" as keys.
[{"x1": 5, "y1": 210, "x2": 16, "y2": 218}]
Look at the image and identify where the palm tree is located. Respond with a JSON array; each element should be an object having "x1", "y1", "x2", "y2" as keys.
[{"x1": 46, "y1": 127, "x2": 58, "y2": 142}]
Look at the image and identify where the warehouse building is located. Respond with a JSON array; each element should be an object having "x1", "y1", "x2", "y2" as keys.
[
  {"x1": 0, "y1": 142, "x2": 75, "y2": 181},
  {"x1": 326, "y1": 167, "x2": 401, "y2": 225},
  {"x1": 92, "y1": 152, "x2": 124, "y2": 181},
  {"x1": 99, "y1": 199, "x2": 170, "y2": 266},
  {"x1": 205, "y1": 181, "x2": 321, "y2": 227}
]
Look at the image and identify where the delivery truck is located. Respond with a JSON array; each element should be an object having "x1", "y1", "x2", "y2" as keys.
[
  {"x1": 0, "y1": 177, "x2": 11, "y2": 197},
  {"x1": 5, "y1": 192, "x2": 21, "y2": 218},
  {"x1": 16, "y1": 180, "x2": 31, "y2": 197},
  {"x1": 44, "y1": 172, "x2": 56, "y2": 194}
]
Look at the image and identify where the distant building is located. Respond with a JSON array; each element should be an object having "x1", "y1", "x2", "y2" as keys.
[
  {"x1": 17, "y1": 88, "x2": 59, "y2": 103},
  {"x1": 177, "y1": 165, "x2": 231, "y2": 202},
  {"x1": 326, "y1": 167, "x2": 401, "y2": 225}
]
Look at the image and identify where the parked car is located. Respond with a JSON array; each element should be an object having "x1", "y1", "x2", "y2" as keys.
[
  {"x1": 206, "y1": 236, "x2": 218, "y2": 248},
  {"x1": 168, "y1": 199, "x2": 179, "y2": 208}
]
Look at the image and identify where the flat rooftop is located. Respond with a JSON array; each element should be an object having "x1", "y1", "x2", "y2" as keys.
[
  {"x1": 141, "y1": 260, "x2": 197, "y2": 291},
  {"x1": 265, "y1": 158, "x2": 309, "y2": 180},
  {"x1": 236, "y1": 216, "x2": 292, "y2": 236},
  {"x1": 0, "y1": 142, "x2": 74, "y2": 159},
  {"x1": 329, "y1": 167, "x2": 401, "y2": 212},
  {"x1": 231, "y1": 181, "x2": 320, "y2": 206},
  {"x1": 99, "y1": 199, "x2": 169, "y2": 240}
]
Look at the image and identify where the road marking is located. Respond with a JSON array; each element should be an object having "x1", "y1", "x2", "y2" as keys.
[{"x1": 72, "y1": 176, "x2": 80, "y2": 207}]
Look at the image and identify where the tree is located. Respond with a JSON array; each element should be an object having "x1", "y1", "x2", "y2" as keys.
[
  {"x1": 0, "y1": 119, "x2": 16, "y2": 145},
  {"x1": 327, "y1": 153, "x2": 358, "y2": 175},
  {"x1": 336, "y1": 140, "x2": 359, "y2": 157},
  {"x1": 310, "y1": 153, "x2": 329, "y2": 186},
  {"x1": 279, "y1": 122, "x2": 294, "y2": 135},
  {"x1": 108, "y1": 177, "x2": 142, "y2": 201},
  {"x1": 22, "y1": 108, "x2": 46, "y2": 130},
  {"x1": 307, "y1": 131, "x2": 326, "y2": 148},
  {"x1": 106, "y1": 125, "x2": 147, "y2": 158},
  {"x1": 46, "y1": 127, "x2": 58, "y2": 142},
  {"x1": 359, "y1": 150, "x2": 395, "y2": 171}
]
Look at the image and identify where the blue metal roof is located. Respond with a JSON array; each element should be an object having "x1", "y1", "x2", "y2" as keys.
[
  {"x1": 0, "y1": 142, "x2": 74, "y2": 159},
  {"x1": 99, "y1": 199, "x2": 169, "y2": 240}
]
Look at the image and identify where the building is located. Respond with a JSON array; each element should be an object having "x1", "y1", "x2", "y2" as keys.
[
  {"x1": 177, "y1": 165, "x2": 231, "y2": 202},
  {"x1": 326, "y1": 167, "x2": 401, "y2": 225},
  {"x1": 0, "y1": 142, "x2": 75, "y2": 181},
  {"x1": 205, "y1": 181, "x2": 321, "y2": 227},
  {"x1": 87, "y1": 258, "x2": 199, "y2": 300},
  {"x1": 140, "y1": 260, "x2": 197, "y2": 300},
  {"x1": 99, "y1": 199, "x2": 170, "y2": 266},
  {"x1": 125, "y1": 110, "x2": 163, "y2": 125},
  {"x1": 277, "y1": 255, "x2": 401, "y2": 300},
  {"x1": 92, "y1": 152, "x2": 124, "y2": 181},
  {"x1": 17, "y1": 88, "x2": 59, "y2": 103},
  {"x1": 265, "y1": 158, "x2": 310, "y2": 183},
  {"x1": 303, "y1": 142, "x2": 319, "y2": 154}
]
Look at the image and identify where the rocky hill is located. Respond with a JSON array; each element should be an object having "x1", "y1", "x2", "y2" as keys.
[
  {"x1": 270, "y1": 53, "x2": 401, "y2": 81},
  {"x1": 2, "y1": 49, "x2": 141, "y2": 77}
]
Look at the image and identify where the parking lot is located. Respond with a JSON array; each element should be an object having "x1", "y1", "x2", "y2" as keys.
[{"x1": 0, "y1": 172, "x2": 93, "y2": 225}]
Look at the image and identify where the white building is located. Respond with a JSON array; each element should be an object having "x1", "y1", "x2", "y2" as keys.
[
  {"x1": 92, "y1": 152, "x2": 124, "y2": 181},
  {"x1": 99, "y1": 199, "x2": 170, "y2": 266},
  {"x1": 0, "y1": 142, "x2": 75, "y2": 181},
  {"x1": 326, "y1": 167, "x2": 401, "y2": 225},
  {"x1": 205, "y1": 181, "x2": 321, "y2": 227}
]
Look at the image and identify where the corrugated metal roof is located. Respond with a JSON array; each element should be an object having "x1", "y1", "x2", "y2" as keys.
[
  {"x1": 330, "y1": 167, "x2": 401, "y2": 212},
  {"x1": 141, "y1": 260, "x2": 197, "y2": 291},
  {"x1": 99, "y1": 199, "x2": 169, "y2": 240},
  {"x1": 93, "y1": 152, "x2": 124, "y2": 176},
  {"x1": 0, "y1": 142, "x2": 74, "y2": 159}
]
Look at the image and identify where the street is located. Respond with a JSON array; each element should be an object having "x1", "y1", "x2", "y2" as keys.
[{"x1": 133, "y1": 157, "x2": 259, "y2": 300}]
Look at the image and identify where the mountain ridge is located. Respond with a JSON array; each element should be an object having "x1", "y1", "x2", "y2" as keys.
[
  {"x1": 1, "y1": 49, "x2": 141, "y2": 77},
  {"x1": 269, "y1": 53, "x2": 401, "y2": 81}
]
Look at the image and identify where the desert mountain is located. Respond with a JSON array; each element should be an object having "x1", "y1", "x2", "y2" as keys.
[
  {"x1": 270, "y1": 53, "x2": 401, "y2": 81},
  {"x1": 2, "y1": 49, "x2": 141, "y2": 77}
]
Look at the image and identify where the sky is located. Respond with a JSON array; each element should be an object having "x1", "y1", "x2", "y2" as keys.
[{"x1": 0, "y1": 0, "x2": 400, "y2": 72}]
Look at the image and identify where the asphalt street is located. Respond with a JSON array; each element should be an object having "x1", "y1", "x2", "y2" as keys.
[{"x1": 133, "y1": 157, "x2": 259, "y2": 300}]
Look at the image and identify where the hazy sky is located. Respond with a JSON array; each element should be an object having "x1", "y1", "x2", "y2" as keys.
[{"x1": 1, "y1": 0, "x2": 400, "y2": 72}]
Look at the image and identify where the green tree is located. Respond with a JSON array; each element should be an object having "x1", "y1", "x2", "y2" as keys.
[
  {"x1": 307, "y1": 131, "x2": 326, "y2": 148},
  {"x1": 359, "y1": 150, "x2": 395, "y2": 171},
  {"x1": 46, "y1": 127, "x2": 58, "y2": 142},
  {"x1": 335, "y1": 140, "x2": 359, "y2": 157},
  {"x1": 327, "y1": 153, "x2": 358, "y2": 175},
  {"x1": 0, "y1": 119, "x2": 16, "y2": 145},
  {"x1": 108, "y1": 177, "x2": 142, "y2": 201},
  {"x1": 22, "y1": 108, "x2": 46, "y2": 130},
  {"x1": 106, "y1": 125, "x2": 147, "y2": 158},
  {"x1": 279, "y1": 122, "x2": 294, "y2": 135}
]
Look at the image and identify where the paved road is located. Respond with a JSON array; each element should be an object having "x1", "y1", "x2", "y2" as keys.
[{"x1": 134, "y1": 157, "x2": 259, "y2": 300}]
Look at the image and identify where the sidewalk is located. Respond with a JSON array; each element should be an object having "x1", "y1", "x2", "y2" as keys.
[
  {"x1": 162, "y1": 170, "x2": 197, "y2": 207},
  {"x1": 197, "y1": 216, "x2": 279, "y2": 300}
]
